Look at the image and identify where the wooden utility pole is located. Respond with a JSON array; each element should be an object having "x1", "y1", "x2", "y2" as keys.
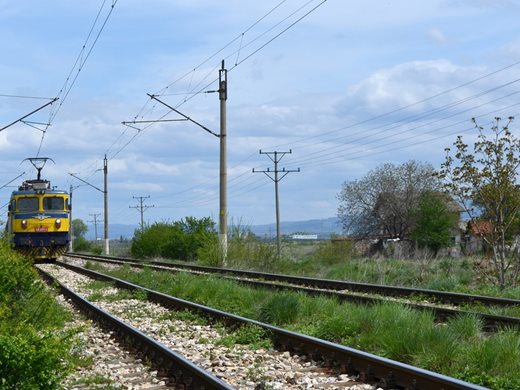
[{"x1": 253, "y1": 150, "x2": 299, "y2": 257}]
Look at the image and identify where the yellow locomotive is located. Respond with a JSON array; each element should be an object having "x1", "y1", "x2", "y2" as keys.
[{"x1": 6, "y1": 158, "x2": 70, "y2": 260}]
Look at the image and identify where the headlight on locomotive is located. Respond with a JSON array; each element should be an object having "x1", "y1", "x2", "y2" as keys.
[
  {"x1": 21, "y1": 220, "x2": 28, "y2": 229},
  {"x1": 55, "y1": 219, "x2": 62, "y2": 228}
]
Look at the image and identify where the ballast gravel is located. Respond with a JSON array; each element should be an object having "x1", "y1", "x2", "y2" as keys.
[{"x1": 39, "y1": 263, "x2": 380, "y2": 390}]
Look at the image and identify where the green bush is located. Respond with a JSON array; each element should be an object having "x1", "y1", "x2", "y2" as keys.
[
  {"x1": 0, "y1": 327, "x2": 72, "y2": 389},
  {"x1": 0, "y1": 239, "x2": 73, "y2": 388},
  {"x1": 73, "y1": 236, "x2": 92, "y2": 252},
  {"x1": 131, "y1": 217, "x2": 217, "y2": 260}
]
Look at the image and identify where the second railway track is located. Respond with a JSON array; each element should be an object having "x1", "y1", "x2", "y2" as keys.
[{"x1": 66, "y1": 253, "x2": 520, "y2": 332}]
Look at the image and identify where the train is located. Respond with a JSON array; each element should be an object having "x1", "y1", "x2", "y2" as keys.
[{"x1": 5, "y1": 158, "x2": 70, "y2": 260}]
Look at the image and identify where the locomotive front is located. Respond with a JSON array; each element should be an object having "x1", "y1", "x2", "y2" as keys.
[{"x1": 6, "y1": 158, "x2": 70, "y2": 260}]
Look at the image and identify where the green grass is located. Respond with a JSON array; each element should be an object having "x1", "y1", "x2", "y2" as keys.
[
  {"x1": 197, "y1": 239, "x2": 519, "y2": 300},
  {"x1": 216, "y1": 324, "x2": 272, "y2": 350},
  {"x1": 87, "y1": 261, "x2": 520, "y2": 389}
]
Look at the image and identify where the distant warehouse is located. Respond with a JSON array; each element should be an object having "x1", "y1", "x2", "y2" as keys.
[{"x1": 290, "y1": 234, "x2": 318, "y2": 240}]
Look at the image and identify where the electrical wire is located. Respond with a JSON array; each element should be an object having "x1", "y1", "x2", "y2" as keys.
[
  {"x1": 65, "y1": 2, "x2": 520, "y2": 220},
  {"x1": 36, "y1": 0, "x2": 119, "y2": 157},
  {"x1": 289, "y1": 89, "x2": 520, "y2": 167},
  {"x1": 107, "y1": 0, "x2": 328, "y2": 164},
  {"x1": 0, "y1": 94, "x2": 54, "y2": 100}
]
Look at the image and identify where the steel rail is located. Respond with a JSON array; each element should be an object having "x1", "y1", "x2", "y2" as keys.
[
  {"x1": 67, "y1": 253, "x2": 520, "y2": 308},
  {"x1": 66, "y1": 253, "x2": 520, "y2": 332},
  {"x1": 56, "y1": 260, "x2": 487, "y2": 390},
  {"x1": 37, "y1": 267, "x2": 235, "y2": 390}
]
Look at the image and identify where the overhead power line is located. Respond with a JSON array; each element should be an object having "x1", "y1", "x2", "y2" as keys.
[
  {"x1": 0, "y1": 94, "x2": 55, "y2": 100},
  {"x1": 111, "y1": 0, "x2": 328, "y2": 163},
  {"x1": 289, "y1": 89, "x2": 520, "y2": 167},
  {"x1": 36, "y1": 0, "x2": 119, "y2": 157}
]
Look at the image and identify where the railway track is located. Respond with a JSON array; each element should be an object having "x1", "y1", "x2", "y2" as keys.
[
  {"x1": 66, "y1": 253, "x2": 520, "y2": 332},
  {"x1": 49, "y1": 258, "x2": 487, "y2": 389},
  {"x1": 37, "y1": 265, "x2": 234, "y2": 390}
]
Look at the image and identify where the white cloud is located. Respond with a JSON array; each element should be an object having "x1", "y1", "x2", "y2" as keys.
[{"x1": 428, "y1": 28, "x2": 447, "y2": 44}]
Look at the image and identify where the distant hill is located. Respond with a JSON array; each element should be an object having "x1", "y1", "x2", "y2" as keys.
[{"x1": 86, "y1": 217, "x2": 343, "y2": 240}]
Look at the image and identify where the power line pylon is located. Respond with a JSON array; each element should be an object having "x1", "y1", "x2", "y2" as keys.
[
  {"x1": 130, "y1": 196, "x2": 154, "y2": 233},
  {"x1": 253, "y1": 150, "x2": 300, "y2": 257}
]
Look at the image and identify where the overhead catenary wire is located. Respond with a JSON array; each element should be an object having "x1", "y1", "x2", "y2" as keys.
[
  {"x1": 132, "y1": 0, "x2": 291, "y2": 120},
  {"x1": 35, "y1": 0, "x2": 119, "y2": 157},
  {"x1": 0, "y1": 94, "x2": 55, "y2": 100},
  {"x1": 104, "y1": 0, "x2": 328, "y2": 166},
  {"x1": 296, "y1": 103, "x2": 520, "y2": 170},
  {"x1": 106, "y1": 81, "x2": 520, "y2": 214},
  {"x1": 111, "y1": 60, "x2": 520, "y2": 182},
  {"x1": 125, "y1": 85, "x2": 520, "y2": 210}
]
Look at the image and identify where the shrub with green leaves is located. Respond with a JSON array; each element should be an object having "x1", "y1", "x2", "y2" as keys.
[
  {"x1": 0, "y1": 239, "x2": 73, "y2": 388},
  {"x1": 131, "y1": 217, "x2": 217, "y2": 260}
]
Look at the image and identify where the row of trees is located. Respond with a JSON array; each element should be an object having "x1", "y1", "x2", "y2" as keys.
[{"x1": 337, "y1": 117, "x2": 520, "y2": 287}]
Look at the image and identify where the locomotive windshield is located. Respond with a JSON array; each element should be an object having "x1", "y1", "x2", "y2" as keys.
[
  {"x1": 43, "y1": 197, "x2": 65, "y2": 211},
  {"x1": 17, "y1": 197, "x2": 39, "y2": 211}
]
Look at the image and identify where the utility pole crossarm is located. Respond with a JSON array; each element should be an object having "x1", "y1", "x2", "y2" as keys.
[
  {"x1": 146, "y1": 94, "x2": 220, "y2": 138},
  {"x1": 69, "y1": 173, "x2": 104, "y2": 193},
  {"x1": 1, "y1": 97, "x2": 58, "y2": 132}
]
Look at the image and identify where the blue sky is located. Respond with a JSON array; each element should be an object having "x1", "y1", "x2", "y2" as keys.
[{"x1": 1, "y1": 0, "x2": 520, "y2": 232}]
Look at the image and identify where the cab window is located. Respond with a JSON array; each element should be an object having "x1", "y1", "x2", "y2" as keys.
[
  {"x1": 43, "y1": 197, "x2": 65, "y2": 211},
  {"x1": 18, "y1": 197, "x2": 39, "y2": 211}
]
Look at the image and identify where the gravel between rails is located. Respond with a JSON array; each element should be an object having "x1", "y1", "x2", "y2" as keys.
[
  {"x1": 38, "y1": 263, "x2": 380, "y2": 390},
  {"x1": 55, "y1": 295, "x2": 174, "y2": 389}
]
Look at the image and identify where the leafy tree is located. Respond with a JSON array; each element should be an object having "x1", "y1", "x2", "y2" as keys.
[
  {"x1": 411, "y1": 191, "x2": 459, "y2": 256},
  {"x1": 337, "y1": 160, "x2": 440, "y2": 239},
  {"x1": 71, "y1": 218, "x2": 88, "y2": 239},
  {"x1": 437, "y1": 117, "x2": 520, "y2": 287}
]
